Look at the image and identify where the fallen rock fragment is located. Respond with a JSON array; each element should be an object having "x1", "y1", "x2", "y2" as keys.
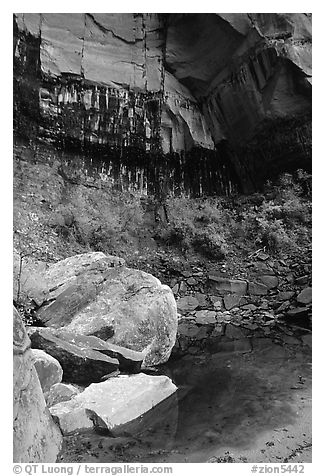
[
  {"x1": 195, "y1": 310, "x2": 216, "y2": 325},
  {"x1": 297, "y1": 287, "x2": 312, "y2": 305},
  {"x1": 208, "y1": 276, "x2": 247, "y2": 295},
  {"x1": 177, "y1": 296, "x2": 200, "y2": 313},
  {"x1": 194, "y1": 292, "x2": 210, "y2": 307},
  {"x1": 223, "y1": 294, "x2": 242, "y2": 310},
  {"x1": 46, "y1": 383, "x2": 81, "y2": 407},
  {"x1": 53, "y1": 330, "x2": 145, "y2": 373},
  {"x1": 259, "y1": 275, "x2": 279, "y2": 290},
  {"x1": 277, "y1": 291, "x2": 295, "y2": 301},
  {"x1": 31, "y1": 349, "x2": 63, "y2": 394},
  {"x1": 28, "y1": 328, "x2": 119, "y2": 384},
  {"x1": 49, "y1": 374, "x2": 177, "y2": 435},
  {"x1": 248, "y1": 281, "x2": 268, "y2": 296},
  {"x1": 257, "y1": 252, "x2": 269, "y2": 261},
  {"x1": 13, "y1": 308, "x2": 62, "y2": 463},
  {"x1": 276, "y1": 301, "x2": 291, "y2": 313},
  {"x1": 295, "y1": 275, "x2": 309, "y2": 285}
]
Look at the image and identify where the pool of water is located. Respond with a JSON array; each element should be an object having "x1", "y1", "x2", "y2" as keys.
[{"x1": 60, "y1": 343, "x2": 312, "y2": 463}]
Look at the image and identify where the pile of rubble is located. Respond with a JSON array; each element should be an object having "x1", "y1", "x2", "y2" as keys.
[{"x1": 168, "y1": 251, "x2": 312, "y2": 356}]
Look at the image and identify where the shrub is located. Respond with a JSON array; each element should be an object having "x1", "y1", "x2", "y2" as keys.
[
  {"x1": 256, "y1": 217, "x2": 291, "y2": 252},
  {"x1": 156, "y1": 197, "x2": 227, "y2": 260},
  {"x1": 47, "y1": 189, "x2": 146, "y2": 255},
  {"x1": 192, "y1": 227, "x2": 228, "y2": 260},
  {"x1": 156, "y1": 218, "x2": 194, "y2": 251},
  {"x1": 230, "y1": 171, "x2": 311, "y2": 253}
]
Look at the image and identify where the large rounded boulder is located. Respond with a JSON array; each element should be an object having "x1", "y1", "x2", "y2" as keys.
[{"x1": 35, "y1": 252, "x2": 178, "y2": 367}]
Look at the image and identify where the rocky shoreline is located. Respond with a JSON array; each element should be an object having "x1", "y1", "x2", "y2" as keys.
[{"x1": 151, "y1": 249, "x2": 312, "y2": 357}]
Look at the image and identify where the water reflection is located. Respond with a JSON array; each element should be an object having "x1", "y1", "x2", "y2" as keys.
[{"x1": 61, "y1": 345, "x2": 311, "y2": 463}]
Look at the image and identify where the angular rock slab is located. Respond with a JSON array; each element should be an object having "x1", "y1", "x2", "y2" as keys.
[
  {"x1": 52, "y1": 329, "x2": 145, "y2": 373},
  {"x1": 176, "y1": 296, "x2": 200, "y2": 313},
  {"x1": 248, "y1": 281, "x2": 268, "y2": 296},
  {"x1": 46, "y1": 383, "x2": 81, "y2": 407},
  {"x1": 223, "y1": 294, "x2": 242, "y2": 310},
  {"x1": 35, "y1": 253, "x2": 177, "y2": 367},
  {"x1": 49, "y1": 374, "x2": 177, "y2": 435},
  {"x1": 194, "y1": 310, "x2": 216, "y2": 325},
  {"x1": 31, "y1": 349, "x2": 63, "y2": 394},
  {"x1": 297, "y1": 287, "x2": 312, "y2": 305},
  {"x1": 208, "y1": 276, "x2": 247, "y2": 295},
  {"x1": 28, "y1": 328, "x2": 119, "y2": 385},
  {"x1": 259, "y1": 275, "x2": 279, "y2": 290},
  {"x1": 13, "y1": 308, "x2": 62, "y2": 463},
  {"x1": 277, "y1": 291, "x2": 295, "y2": 301}
]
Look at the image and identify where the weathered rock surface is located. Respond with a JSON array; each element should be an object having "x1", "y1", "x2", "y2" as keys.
[
  {"x1": 31, "y1": 252, "x2": 177, "y2": 367},
  {"x1": 223, "y1": 294, "x2": 242, "y2": 310},
  {"x1": 31, "y1": 349, "x2": 63, "y2": 394},
  {"x1": 277, "y1": 291, "x2": 295, "y2": 301},
  {"x1": 49, "y1": 374, "x2": 177, "y2": 435},
  {"x1": 209, "y1": 276, "x2": 247, "y2": 295},
  {"x1": 177, "y1": 296, "x2": 200, "y2": 313},
  {"x1": 36, "y1": 252, "x2": 124, "y2": 329},
  {"x1": 13, "y1": 308, "x2": 62, "y2": 463},
  {"x1": 297, "y1": 287, "x2": 312, "y2": 305},
  {"x1": 35, "y1": 329, "x2": 144, "y2": 373},
  {"x1": 46, "y1": 383, "x2": 81, "y2": 408},
  {"x1": 28, "y1": 327, "x2": 119, "y2": 384},
  {"x1": 248, "y1": 281, "x2": 268, "y2": 296},
  {"x1": 195, "y1": 310, "x2": 217, "y2": 325},
  {"x1": 14, "y1": 13, "x2": 311, "y2": 193},
  {"x1": 277, "y1": 301, "x2": 291, "y2": 312},
  {"x1": 259, "y1": 275, "x2": 279, "y2": 290}
]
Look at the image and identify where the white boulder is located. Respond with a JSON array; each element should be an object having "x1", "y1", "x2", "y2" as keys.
[{"x1": 50, "y1": 373, "x2": 177, "y2": 435}]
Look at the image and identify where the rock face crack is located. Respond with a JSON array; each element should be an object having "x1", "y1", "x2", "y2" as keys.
[
  {"x1": 115, "y1": 60, "x2": 145, "y2": 68},
  {"x1": 85, "y1": 13, "x2": 143, "y2": 45},
  {"x1": 80, "y1": 14, "x2": 86, "y2": 78}
]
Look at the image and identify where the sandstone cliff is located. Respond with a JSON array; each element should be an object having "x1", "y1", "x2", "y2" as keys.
[{"x1": 13, "y1": 13, "x2": 311, "y2": 193}]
